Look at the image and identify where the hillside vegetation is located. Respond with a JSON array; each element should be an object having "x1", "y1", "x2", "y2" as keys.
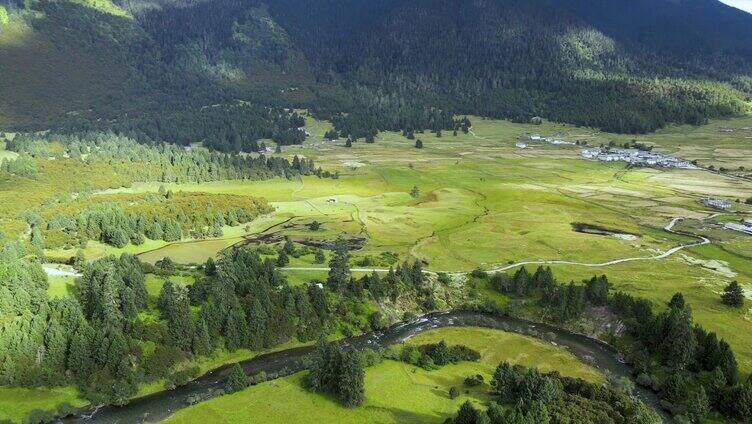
[{"x1": 0, "y1": 0, "x2": 751, "y2": 141}]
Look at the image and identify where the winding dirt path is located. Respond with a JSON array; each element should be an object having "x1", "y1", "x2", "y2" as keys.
[{"x1": 283, "y1": 217, "x2": 711, "y2": 275}]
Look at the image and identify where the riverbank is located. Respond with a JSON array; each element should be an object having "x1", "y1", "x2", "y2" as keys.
[{"x1": 66, "y1": 310, "x2": 667, "y2": 423}]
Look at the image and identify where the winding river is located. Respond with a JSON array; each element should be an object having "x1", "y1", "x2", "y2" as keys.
[{"x1": 69, "y1": 311, "x2": 668, "y2": 423}]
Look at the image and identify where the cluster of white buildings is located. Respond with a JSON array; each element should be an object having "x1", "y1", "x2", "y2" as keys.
[
  {"x1": 528, "y1": 135, "x2": 575, "y2": 146},
  {"x1": 724, "y1": 219, "x2": 752, "y2": 235},
  {"x1": 580, "y1": 147, "x2": 696, "y2": 169},
  {"x1": 701, "y1": 197, "x2": 733, "y2": 210}
]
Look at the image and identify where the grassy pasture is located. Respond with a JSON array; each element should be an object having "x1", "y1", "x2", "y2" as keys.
[
  {"x1": 104, "y1": 116, "x2": 751, "y2": 372},
  {"x1": 138, "y1": 238, "x2": 244, "y2": 265},
  {"x1": 3, "y1": 114, "x2": 751, "y2": 421},
  {"x1": 404, "y1": 327, "x2": 603, "y2": 383},
  {"x1": 0, "y1": 386, "x2": 87, "y2": 423},
  {"x1": 46, "y1": 275, "x2": 76, "y2": 299},
  {"x1": 164, "y1": 327, "x2": 603, "y2": 424}
]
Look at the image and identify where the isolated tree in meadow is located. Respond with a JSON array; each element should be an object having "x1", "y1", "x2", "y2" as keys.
[
  {"x1": 345, "y1": 138, "x2": 352, "y2": 148},
  {"x1": 309, "y1": 220, "x2": 321, "y2": 231},
  {"x1": 449, "y1": 386, "x2": 460, "y2": 399},
  {"x1": 415, "y1": 139, "x2": 423, "y2": 148},
  {"x1": 721, "y1": 281, "x2": 744, "y2": 307},
  {"x1": 282, "y1": 237, "x2": 296, "y2": 255},
  {"x1": 410, "y1": 186, "x2": 420, "y2": 198},
  {"x1": 314, "y1": 248, "x2": 326, "y2": 264}
]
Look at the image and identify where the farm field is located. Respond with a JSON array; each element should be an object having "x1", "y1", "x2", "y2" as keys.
[{"x1": 164, "y1": 327, "x2": 603, "y2": 424}]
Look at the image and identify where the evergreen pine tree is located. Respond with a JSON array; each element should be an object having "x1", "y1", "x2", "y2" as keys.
[
  {"x1": 327, "y1": 237, "x2": 350, "y2": 294},
  {"x1": 721, "y1": 281, "x2": 744, "y2": 307},
  {"x1": 226, "y1": 363, "x2": 251, "y2": 393},
  {"x1": 337, "y1": 349, "x2": 365, "y2": 407},
  {"x1": 314, "y1": 249, "x2": 326, "y2": 264},
  {"x1": 192, "y1": 316, "x2": 212, "y2": 356}
]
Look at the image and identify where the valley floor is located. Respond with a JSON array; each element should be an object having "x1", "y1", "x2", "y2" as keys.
[
  {"x1": 103, "y1": 114, "x2": 752, "y2": 373},
  {"x1": 2, "y1": 114, "x2": 751, "y2": 422}
]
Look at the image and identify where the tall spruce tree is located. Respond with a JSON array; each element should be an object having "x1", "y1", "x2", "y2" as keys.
[{"x1": 327, "y1": 237, "x2": 350, "y2": 294}]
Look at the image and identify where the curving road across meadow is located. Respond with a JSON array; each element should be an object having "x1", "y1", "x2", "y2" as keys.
[{"x1": 283, "y1": 217, "x2": 710, "y2": 276}]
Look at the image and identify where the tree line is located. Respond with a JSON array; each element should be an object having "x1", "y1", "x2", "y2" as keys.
[
  {"x1": 487, "y1": 265, "x2": 749, "y2": 423},
  {"x1": 490, "y1": 266, "x2": 609, "y2": 322},
  {"x1": 62, "y1": 104, "x2": 308, "y2": 153},
  {"x1": 396, "y1": 340, "x2": 480, "y2": 371},
  {"x1": 0, "y1": 244, "x2": 336, "y2": 409},
  {"x1": 267, "y1": 0, "x2": 750, "y2": 136},
  {"x1": 8, "y1": 132, "x2": 328, "y2": 184},
  {"x1": 34, "y1": 191, "x2": 272, "y2": 250},
  {"x1": 445, "y1": 361, "x2": 661, "y2": 424}
]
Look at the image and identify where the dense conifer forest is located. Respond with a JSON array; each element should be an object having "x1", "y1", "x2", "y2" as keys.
[{"x1": 1, "y1": 0, "x2": 751, "y2": 145}]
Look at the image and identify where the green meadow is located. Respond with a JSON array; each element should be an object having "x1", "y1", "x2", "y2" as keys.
[
  {"x1": 2, "y1": 114, "x2": 749, "y2": 422},
  {"x1": 0, "y1": 386, "x2": 87, "y2": 423},
  {"x1": 164, "y1": 327, "x2": 603, "y2": 424},
  {"x1": 102, "y1": 115, "x2": 752, "y2": 372}
]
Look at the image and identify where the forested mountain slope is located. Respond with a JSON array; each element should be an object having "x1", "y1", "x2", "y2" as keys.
[
  {"x1": 266, "y1": 0, "x2": 752, "y2": 133},
  {"x1": 1, "y1": 0, "x2": 751, "y2": 140}
]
